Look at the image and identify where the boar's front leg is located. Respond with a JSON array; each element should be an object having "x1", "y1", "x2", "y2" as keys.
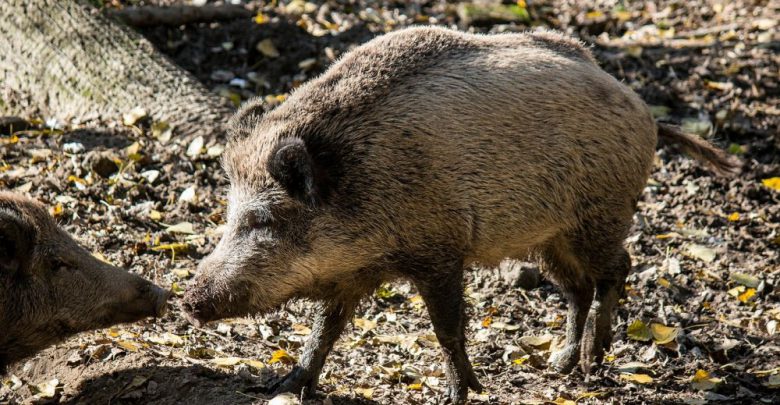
[
  {"x1": 410, "y1": 260, "x2": 483, "y2": 404},
  {"x1": 269, "y1": 298, "x2": 358, "y2": 398}
]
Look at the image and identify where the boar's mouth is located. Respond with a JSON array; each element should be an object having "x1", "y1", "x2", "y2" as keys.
[{"x1": 182, "y1": 284, "x2": 257, "y2": 327}]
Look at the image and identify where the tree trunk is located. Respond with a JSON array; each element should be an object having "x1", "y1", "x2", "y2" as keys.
[{"x1": 0, "y1": 0, "x2": 234, "y2": 137}]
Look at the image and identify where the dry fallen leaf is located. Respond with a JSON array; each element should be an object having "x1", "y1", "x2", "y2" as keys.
[
  {"x1": 737, "y1": 288, "x2": 756, "y2": 303},
  {"x1": 684, "y1": 244, "x2": 716, "y2": 263},
  {"x1": 268, "y1": 349, "x2": 297, "y2": 365},
  {"x1": 620, "y1": 373, "x2": 654, "y2": 384},
  {"x1": 212, "y1": 357, "x2": 242, "y2": 367},
  {"x1": 354, "y1": 387, "x2": 374, "y2": 399},
  {"x1": 627, "y1": 319, "x2": 653, "y2": 342},
  {"x1": 33, "y1": 378, "x2": 59, "y2": 398},
  {"x1": 257, "y1": 39, "x2": 280, "y2": 58},
  {"x1": 167, "y1": 222, "x2": 195, "y2": 234},
  {"x1": 354, "y1": 318, "x2": 378, "y2": 333},
  {"x1": 650, "y1": 323, "x2": 680, "y2": 344},
  {"x1": 761, "y1": 177, "x2": 780, "y2": 191},
  {"x1": 147, "y1": 332, "x2": 184, "y2": 347},
  {"x1": 691, "y1": 369, "x2": 721, "y2": 390}
]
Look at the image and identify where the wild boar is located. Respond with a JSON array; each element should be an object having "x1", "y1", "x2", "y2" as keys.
[
  {"x1": 0, "y1": 192, "x2": 170, "y2": 373},
  {"x1": 183, "y1": 27, "x2": 736, "y2": 403}
]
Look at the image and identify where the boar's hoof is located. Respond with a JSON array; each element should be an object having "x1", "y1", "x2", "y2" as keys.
[
  {"x1": 267, "y1": 366, "x2": 318, "y2": 399},
  {"x1": 444, "y1": 368, "x2": 482, "y2": 404},
  {"x1": 548, "y1": 344, "x2": 580, "y2": 374}
]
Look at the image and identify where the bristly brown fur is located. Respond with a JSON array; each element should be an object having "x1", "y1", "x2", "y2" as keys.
[
  {"x1": 656, "y1": 123, "x2": 741, "y2": 175},
  {"x1": 186, "y1": 26, "x2": 736, "y2": 404}
]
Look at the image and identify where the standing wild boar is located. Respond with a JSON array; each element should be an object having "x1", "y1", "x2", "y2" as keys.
[
  {"x1": 0, "y1": 192, "x2": 170, "y2": 373},
  {"x1": 183, "y1": 27, "x2": 736, "y2": 402}
]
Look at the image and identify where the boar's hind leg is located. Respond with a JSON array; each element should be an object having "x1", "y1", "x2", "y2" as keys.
[
  {"x1": 411, "y1": 260, "x2": 483, "y2": 404},
  {"x1": 269, "y1": 299, "x2": 359, "y2": 398},
  {"x1": 543, "y1": 240, "x2": 596, "y2": 374},
  {"x1": 581, "y1": 247, "x2": 631, "y2": 373}
]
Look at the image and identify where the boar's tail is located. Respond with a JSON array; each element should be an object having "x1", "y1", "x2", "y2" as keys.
[{"x1": 656, "y1": 122, "x2": 741, "y2": 175}]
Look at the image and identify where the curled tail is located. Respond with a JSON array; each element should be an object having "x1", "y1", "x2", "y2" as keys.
[{"x1": 656, "y1": 122, "x2": 741, "y2": 175}]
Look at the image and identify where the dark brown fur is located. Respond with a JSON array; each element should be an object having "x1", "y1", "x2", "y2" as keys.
[
  {"x1": 0, "y1": 192, "x2": 169, "y2": 373},
  {"x1": 184, "y1": 27, "x2": 735, "y2": 403}
]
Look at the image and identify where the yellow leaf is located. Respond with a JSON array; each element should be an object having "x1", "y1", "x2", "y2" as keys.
[
  {"x1": 107, "y1": 328, "x2": 120, "y2": 338},
  {"x1": 627, "y1": 320, "x2": 652, "y2": 342},
  {"x1": 243, "y1": 359, "x2": 265, "y2": 370},
  {"x1": 408, "y1": 383, "x2": 423, "y2": 390},
  {"x1": 577, "y1": 391, "x2": 608, "y2": 400},
  {"x1": 117, "y1": 340, "x2": 140, "y2": 352},
  {"x1": 552, "y1": 397, "x2": 576, "y2": 405},
  {"x1": 586, "y1": 10, "x2": 604, "y2": 19},
  {"x1": 727, "y1": 212, "x2": 740, "y2": 221},
  {"x1": 212, "y1": 357, "x2": 241, "y2": 367},
  {"x1": 151, "y1": 243, "x2": 189, "y2": 253},
  {"x1": 512, "y1": 355, "x2": 530, "y2": 365},
  {"x1": 650, "y1": 323, "x2": 680, "y2": 344},
  {"x1": 691, "y1": 369, "x2": 722, "y2": 390},
  {"x1": 614, "y1": 10, "x2": 631, "y2": 21},
  {"x1": 375, "y1": 285, "x2": 396, "y2": 299},
  {"x1": 50, "y1": 203, "x2": 64, "y2": 217},
  {"x1": 355, "y1": 387, "x2": 373, "y2": 399},
  {"x1": 149, "y1": 210, "x2": 162, "y2": 221},
  {"x1": 762, "y1": 177, "x2": 780, "y2": 191},
  {"x1": 620, "y1": 373, "x2": 654, "y2": 384},
  {"x1": 172, "y1": 269, "x2": 191, "y2": 279},
  {"x1": 658, "y1": 277, "x2": 671, "y2": 288},
  {"x1": 482, "y1": 316, "x2": 493, "y2": 328},
  {"x1": 254, "y1": 13, "x2": 269, "y2": 24},
  {"x1": 738, "y1": 288, "x2": 756, "y2": 303},
  {"x1": 171, "y1": 282, "x2": 184, "y2": 296},
  {"x1": 268, "y1": 349, "x2": 297, "y2": 365}
]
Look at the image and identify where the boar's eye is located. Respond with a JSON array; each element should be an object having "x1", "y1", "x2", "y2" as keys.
[{"x1": 247, "y1": 212, "x2": 271, "y2": 230}]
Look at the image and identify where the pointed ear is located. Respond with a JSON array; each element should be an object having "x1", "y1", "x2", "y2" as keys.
[
  {"x1": 268, "y1": 138, "x2": 320, "y2": 206},
  {"x1": 0, "y1": 208, "x2": 32, "y2": 275}
]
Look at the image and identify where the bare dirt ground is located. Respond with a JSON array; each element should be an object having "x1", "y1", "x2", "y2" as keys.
[{"x1": 1, "y1": 0, "x2": 779, "y2": 404}]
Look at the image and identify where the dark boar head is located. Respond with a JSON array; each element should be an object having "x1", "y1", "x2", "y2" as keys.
[
  {"x1": 0, "y1": 192, "x2": 170, "y2": 372},
  {"x1": 183, "y1": 131, "x2": 376, "y2": 326}
]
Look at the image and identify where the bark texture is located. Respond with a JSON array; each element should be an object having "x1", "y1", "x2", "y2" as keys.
[{"x1": 0, "y1": 0, "x2": 233, "y2": 137}]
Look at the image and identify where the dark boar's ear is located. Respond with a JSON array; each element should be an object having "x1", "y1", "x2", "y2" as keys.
[
  {"x1": 268, "y1": 137, "x2": 322, "y2": 206},
  {"x1": 0, "y1": 209, "x2": 32, "y2": 275}
]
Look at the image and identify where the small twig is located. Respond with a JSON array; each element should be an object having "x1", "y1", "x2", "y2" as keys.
[{"x1": 107, "y1": 5, "x2": 252, "y2": 28}]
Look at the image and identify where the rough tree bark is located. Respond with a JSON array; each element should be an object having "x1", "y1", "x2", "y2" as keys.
[{"x1": 0, "y1": 0, "x2": 234, "y2": 137}]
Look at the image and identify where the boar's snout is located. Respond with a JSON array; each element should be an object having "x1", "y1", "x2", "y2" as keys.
[
  {"x1": 107, "y1": 273, "x2": 171, "y2": 323},
  {"x1": 182, "y1": 262, "x2": 253, "y2": 327}
]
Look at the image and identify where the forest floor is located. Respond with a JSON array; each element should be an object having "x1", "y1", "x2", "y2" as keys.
[{"x1": 1, "y1": 0, "x2": 779, "y2": 404}]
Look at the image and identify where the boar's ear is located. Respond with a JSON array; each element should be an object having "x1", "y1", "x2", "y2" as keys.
[
  {"x1": 268, "y1": 137, "x2": 321, "y2": 206},
  {"x1": 0, "y1": 209, "x2": 33, "y2": 275}
]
